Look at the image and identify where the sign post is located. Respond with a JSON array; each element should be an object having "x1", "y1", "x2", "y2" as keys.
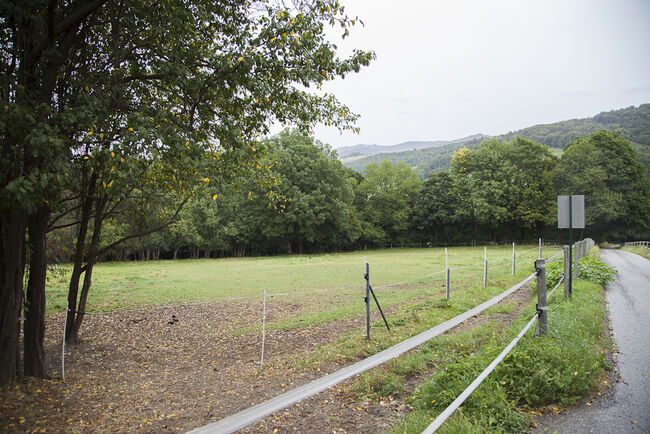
[{"x1": 558, "y1": 195, "x2": 585, "y2": 296}]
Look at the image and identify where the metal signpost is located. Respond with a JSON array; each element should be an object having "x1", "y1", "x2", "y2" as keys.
[{"x1": 557, "y1": 195, "x2": 585, "y2": 296}]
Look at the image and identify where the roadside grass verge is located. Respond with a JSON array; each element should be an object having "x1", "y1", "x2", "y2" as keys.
[
  {"x1": 622, "y1": 246, "x2": 650, "y2": 260},
  {"x1": 391, "y1": 276, "x2": 610, "y2": 433}
]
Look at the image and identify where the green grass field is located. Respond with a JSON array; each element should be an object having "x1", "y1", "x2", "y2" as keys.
[
  {"x1": 622, "y1": 246, "x2": 650, "y2": 260},
  {"x1": 46, "y1": 244, "x2": 559, "y2": 315}
]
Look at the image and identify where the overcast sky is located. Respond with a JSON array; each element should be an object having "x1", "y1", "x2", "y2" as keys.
[{"x1": 304, "y1": 0, "x2": 650, "y2": 148}]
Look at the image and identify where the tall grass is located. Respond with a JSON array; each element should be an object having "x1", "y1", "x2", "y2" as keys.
[{"x1": 392, "y1": 277, "x2": 609, "y2": 433}]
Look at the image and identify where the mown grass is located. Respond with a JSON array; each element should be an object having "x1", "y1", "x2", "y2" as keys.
[{"x1": 45, "y1": 244, "x2": 555, "y2": 314}]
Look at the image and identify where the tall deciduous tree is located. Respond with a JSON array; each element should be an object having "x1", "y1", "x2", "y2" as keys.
[
  {"x1": 554, "y1": 131, "x2": 650, "y2": 240},
  {"x1": 412, "y1": 171, "x2": 458, "y2": 243},
  {"x1": 261, "y1": 129, "x2": 360, "y2": 253},
  {"x1": 357, "y1": 160, "x2": 421, "y2": 245},
  {"x1": 450, "y1": 137, "x2": 557, "y2": 241},
  {"x1": 0, "y1": 0, "x2": 373, "y2": 383}
]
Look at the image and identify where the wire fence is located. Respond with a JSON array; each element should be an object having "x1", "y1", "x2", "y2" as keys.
[
  {"x1": 421, "y1": 239, "x2": 594, "y2": 433},
  {"x1": 57, "y1": 242, "x2": 563, "y2": 382}
]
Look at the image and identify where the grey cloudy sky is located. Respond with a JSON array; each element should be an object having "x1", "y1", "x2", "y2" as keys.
[{"x1": 306, "y1": 0, "x2": 650, "y2": 148}]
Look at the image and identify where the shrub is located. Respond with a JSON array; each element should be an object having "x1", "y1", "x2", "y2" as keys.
[{"x1": 545, "y1": 255, "x2": 616, "y2": 290}]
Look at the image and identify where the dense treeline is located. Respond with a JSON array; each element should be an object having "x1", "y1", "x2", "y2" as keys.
[
  {"x1": 48, "y1": 130, "x2": 650, "y2": 261},
  {"x1": 344, "y1": 104, "x2": 650, "y2": 177}
]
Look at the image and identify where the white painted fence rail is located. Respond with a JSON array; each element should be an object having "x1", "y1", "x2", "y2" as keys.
[{"x1": 624, "y1": 240, "x2": 650, "y2": 248}]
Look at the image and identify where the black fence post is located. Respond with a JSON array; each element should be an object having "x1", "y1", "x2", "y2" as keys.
[
  {"x1": 535, "y1": 259, "x2": 547, "y2": 336},
  {"x1": 365, "y1": 263, "x2": 370, "y2": 340}
]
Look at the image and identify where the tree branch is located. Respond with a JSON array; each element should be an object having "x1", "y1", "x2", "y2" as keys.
[
  {"x1": 83, "y1": 195, "x2": 191, "y2": 267},
  {"x1": 26, "y1": 0, "x2": 108, "y2": 66}
]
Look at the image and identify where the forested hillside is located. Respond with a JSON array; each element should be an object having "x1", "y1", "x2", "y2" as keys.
[
  {"x1": 343, "y1": 137, "x2": 485, "y2": 176},
  {"x1": 337, "y1": 134, "x2": 486, "y2": 159},
  {"x1": 343, "y1": 104, "x2": 650, "y2": 177}
]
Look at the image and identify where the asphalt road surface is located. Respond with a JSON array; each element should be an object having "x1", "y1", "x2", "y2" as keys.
[{"x1": 534, "y1": 248, "x2": 650, "y2": 433}]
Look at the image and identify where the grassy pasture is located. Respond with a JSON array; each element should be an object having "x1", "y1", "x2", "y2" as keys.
[
  {"x1": 45, "y1": 244, "x2": 558, "y2": 316},
  {"x1": 4, "y1": 244, "x2": 573, "y2": 433}
]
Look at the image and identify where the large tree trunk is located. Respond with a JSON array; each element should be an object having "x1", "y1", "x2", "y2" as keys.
[
  {"x1": 24, "y1": 206, "x2": 49, "y2": 378},
  {"x1": 0, "y1": 210, "x2": 27, "y2": 384}
]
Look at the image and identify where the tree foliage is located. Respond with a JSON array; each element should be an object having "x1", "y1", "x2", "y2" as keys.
[
  {"x1": 554, "y1": 131, "x2": 650, "y2": 239},
  {"x1": 356, "y1": 160, "x2": 421, "y2": 245},
  {"x1": 0, "y1": 0, "x2": 374, "y2": 382}
]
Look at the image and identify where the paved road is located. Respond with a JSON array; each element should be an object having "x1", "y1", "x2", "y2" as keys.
[{"x1": 535, "y1": 248, "x2": 650, "y2": 433}]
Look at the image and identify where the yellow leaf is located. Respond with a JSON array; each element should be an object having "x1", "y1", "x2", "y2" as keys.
[
  {"x1": 111, "y1": 151, "x2": 115, "y2": 158},
  {"x1": 121, "y1": 157, "x2": 125, "y2": 163},
  {"x1": 185, "y1": 141, "x2": 190, "y2": 150},
  {"x1": 212, "y1": 194, "x2": 218, "y2": 201},
  {"x1": 237, "y1": 56, "x2": 243, "y2": 62},
  {"x1": 128, "y1": 127, "x2": 133, "y2": 132},
  {"x1": 85, "y1": 85, "x2": 89, "y2": 92},
  {"x1": 99, "y1": 133, "x2": 104, "y2": 139}
]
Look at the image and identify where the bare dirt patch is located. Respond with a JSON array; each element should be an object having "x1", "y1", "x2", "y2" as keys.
[{"x1": 1, "y1": 285, "x2": 532, "y2": 433}]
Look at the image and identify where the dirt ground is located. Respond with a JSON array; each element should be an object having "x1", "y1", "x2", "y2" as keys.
[{"x1": 1, "y1": 286, "x2": 533, "y2": 433}]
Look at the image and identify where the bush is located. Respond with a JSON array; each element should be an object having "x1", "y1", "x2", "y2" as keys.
[
  {"x1": 578, "y1": 256, "x2": 616, "y2": 285},
  {"x1": 545, "y1": 254, "x2": 616, "y2": 290}
]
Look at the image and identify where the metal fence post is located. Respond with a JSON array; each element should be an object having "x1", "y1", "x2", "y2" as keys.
[
  {"x1": 539, "y1": 237, "x2": 542, "y2": 259},
  {"x1": 445, "y1": 248, "x2": 450, "y2": 300},
  {"x1": 484, "y1": 247, "x2": 488, "y2": 288},
  {"x1": 573, "y1": 242, "x2": 579, "y2": 280},
  {"x1": 62, "y1": 302, "x2": 69, "y2": 381},
  {"x1": 535, "y1": 259, "x2": 547, "y2": 336},
  {"x1": 446, "y1": 268, "x2": 450, "y2": 300},
  {"x1": 563, "y1": 245, "x2": 571, "y2": 298},
  {"x1": 365, "y1": 263, "x2": 370, "y2": 340},
  {"x1": 512, "y1": 242, "x2": 516, "y2": 276}
]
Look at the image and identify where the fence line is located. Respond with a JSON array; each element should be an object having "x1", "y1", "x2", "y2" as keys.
[
  {"x1": 189, "y1": 273, "x2": 537, "y2": 434},
  {"x1": 58, "y1": 244, "x2": 562, "y2": 380},
  {"x1": 624, "y1": 240, "x2": 649, "y2": 248},
  {"x1": 422, "y1": 312, "x2": 539, "y2": 434},
  {"x1": 421, "y1": 249, "x2": 575, "y2": 432},
  {"x1": 67, "y1": 246, "x2": 559, "y2": 317}
]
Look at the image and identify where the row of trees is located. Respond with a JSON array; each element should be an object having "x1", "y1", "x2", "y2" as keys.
[{"x1": 46, "y1": 129, "x2": 649, "y2": 262}]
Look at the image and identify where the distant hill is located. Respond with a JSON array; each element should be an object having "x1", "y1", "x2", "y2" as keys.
[
  {"x1": 337, "y1": 134, "x2": 487, "y2": 160},
  {"x1": 342, "y1": 104, "x2": 650, "y2": 177}
]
